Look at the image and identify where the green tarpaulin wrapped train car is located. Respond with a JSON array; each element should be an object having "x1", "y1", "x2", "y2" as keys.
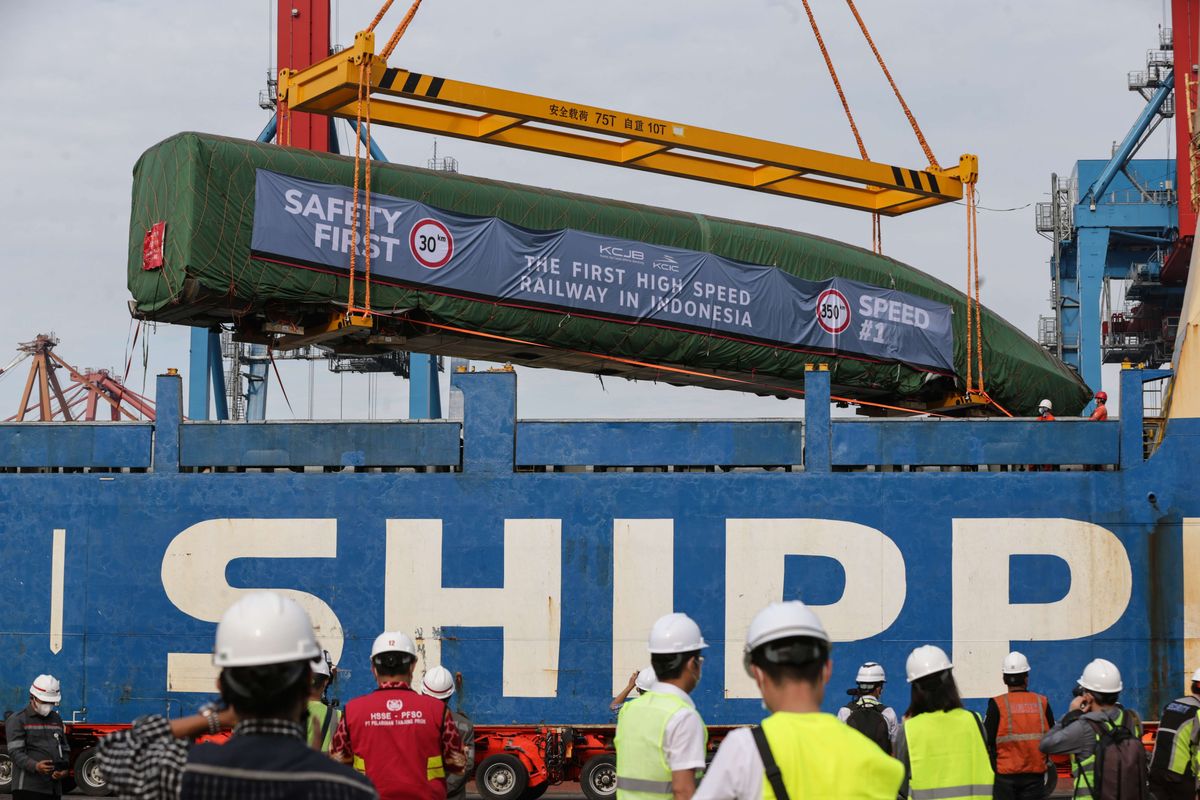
[{"x1": 127, "y1": 132, "x2": 1089, "y2": 415}]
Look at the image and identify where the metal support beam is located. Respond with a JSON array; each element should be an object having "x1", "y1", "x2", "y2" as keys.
[
  {"x1": 1074, "y1": 227, "x2": 1112, "y2": 407},
  {"x1": 188, "y1": 328, "x2": 211, "y2": 420},
  {"x1": 278, "y1": 32, "x2": 975, "y2": 215},
  {"x1": 245, "y1": 344, "x2": 270, "y2": 421},
  {"x1": 408, "y1": 354, "x2": 442, "y2": 419},
  {"x1": 1084, "y1": 71, "x2": 1175, "y2": 209},
  {"x1": 207, "y1": 332, "x2": 229, "y2": 421},
  {"x1": 348, "y1": 118, "x2": 389, "y2": 161}
]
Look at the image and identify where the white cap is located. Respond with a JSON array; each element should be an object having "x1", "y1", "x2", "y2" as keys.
[
  {"x1": 1078, "y1": 658, "x2": 1122, "y2": 693},
  {"x1": 422, "y1": 666, "x2": 455, "y2": 699},
  {"x1": 906, "y1": 645, "x2": 953, "y2": 683},
  {"x1": 371, "y1": 631, "x2": 417, "y2": 658},
  {"x1": 856, "y1": 662, "x2": 886, "y2": 683},
  {"x1": 1002, "y1": 651, "x2": 1031, "y2": 675},
  {"x1": 212, "y1": 592, "x2": 322, "y2": 668},
  {"x1": 1039, "y1": 399, "x2": 1053, "y2": 411},
  {"x1": 635, "y1": 666, "x2": 657, "y2": 692},
  {"x1": 648, "y1": 613, "x2": 707, "y2": 654},
  {"x1": 30, "y1": 675, "x2": 61, "y2": 703}
]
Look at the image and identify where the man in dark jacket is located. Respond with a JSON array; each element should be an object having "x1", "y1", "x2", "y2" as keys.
[
  {"x1": 5, "y1": 674, "x2": 69, "y2": 799},
  {"x1": 99, "y1": 592, "x2": 377, "y2": 799}
]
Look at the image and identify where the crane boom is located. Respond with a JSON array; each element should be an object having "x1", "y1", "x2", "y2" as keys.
[{"x1": 278, "y1": 30, "x2": 977, "y2": 215}]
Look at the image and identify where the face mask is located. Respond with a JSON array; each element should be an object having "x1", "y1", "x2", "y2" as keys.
[{"x1": 32, "y1": 701, "x2": 54, "y2": 716}]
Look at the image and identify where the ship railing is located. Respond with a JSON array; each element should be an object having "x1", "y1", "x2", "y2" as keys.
[{"x1": 0, "y1": 367, "x2": 1166, "y2": 474}]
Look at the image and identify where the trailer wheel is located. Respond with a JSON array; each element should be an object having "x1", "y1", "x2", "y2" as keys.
[
  {"x1": 0, "y1": 751, "x2": 13, "y2": 793},
  {"x1": 75, "y1": 747, "x2": 111, "y2": 796},
  {"x1": 476, "y1": 754, "x2": 529, "y2": 800},
  {"x1": 521, "y1": 783, "x2": 549, "y2": 800},
  {"x1": 580, "y1": 754, "x2": 617, "y2": 800}
]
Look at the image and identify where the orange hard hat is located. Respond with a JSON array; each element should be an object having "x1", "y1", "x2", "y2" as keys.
[{"x1": 1095, "y1": 391, "x2": 1108, "y2": 402}]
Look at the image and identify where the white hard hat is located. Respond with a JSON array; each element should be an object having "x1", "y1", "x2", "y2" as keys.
[
  {"x1": 856, "y1": 662, "x2": 886, "y2": 683},
  {"x1": 30, "y1": 675, "x2": 61, "y2": 703},
  {"x1": 422, "y1": 666, "x2": 455, "y2": 699},
  {"x1": 745, "y1": 601, "x2": 829, "y2": 652},
  {"x1": 1002, "y1": 651, "x2": 1031, "y2": 675},
  {"x1": 648, "y1": 613, "x2": 707, "y2": 654},
  {"x1": 212, "y1": 592, "x2": 322, "y2": 668},
  {"x1": 1192, "y1": 667, "x2": 1200, "y2": 683},
  {"x1": 1078, "y1": 658, "x2": 1122, "y2": 693},
  {"x1": 635, "y1": 666, "x2": 657, "y2": 693},
  {"x1": 371, "y1": 631, "x2": 418, "y2": 658},
  {"x1": 906, "y1": 645, "x2": 953, "y2": 683},
  {"x1": 1039, "y1": 399, "x2": 1053, "y2": 411},
  {"x1": 312, "y1": 657, "x2": 331, "y2": 678}
]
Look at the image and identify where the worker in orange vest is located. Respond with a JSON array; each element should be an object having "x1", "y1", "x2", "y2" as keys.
[
  {"x1": 1036, "y1": 399, "x2": 1055, "y2": 421},
  {"x1": 1089, "y1": 391, "x2": 1108, "y2": 421},
  {"x1": 983, "y1": 651, "x2": 1054, "y2": 800}
]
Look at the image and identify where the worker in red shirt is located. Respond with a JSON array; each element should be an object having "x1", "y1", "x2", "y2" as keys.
[
  {"x1": 1036, "y1": 399, "x2": 1055, "y2": 421},
  {"x1": 1089, "y1": 391, "x2": 1108, "y2": 421},
  {"x1": 330, "y1": 632, "x2": 466, "y2": 800}
]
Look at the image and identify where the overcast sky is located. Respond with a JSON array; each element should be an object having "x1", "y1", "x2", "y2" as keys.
[{"x1": 0, "y1": 0, "x2": 1172, "y2": 420}]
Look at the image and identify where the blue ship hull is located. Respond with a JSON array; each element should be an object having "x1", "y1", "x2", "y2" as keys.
[{"x1": 0, "y1": 367, "x2": 1193, "y2": 725}]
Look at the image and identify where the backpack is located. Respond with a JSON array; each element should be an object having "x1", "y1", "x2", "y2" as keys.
[
  {"x1": 844, "y1": 700, "x2": 892, "y2": 755},
  {"x1": 1082, "y1": 713, "x2": 1148, "y2": 800}
]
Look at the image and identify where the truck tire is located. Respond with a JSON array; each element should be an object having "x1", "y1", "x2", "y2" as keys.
[
  {"x1": 476, "y1": 754, "x2": 529, "y2": 800},
  {"x1": 0, "y1": 751, "x2": 13, "y2": 793},
  {"x1": 580, "y1": 754, "x2": 617, "y2": 800},
  {"x1": 74, "y1": 746, "x2": 112, "y2": 796},
  {"x1": 521, "y1": 783, "x2": 549, "y2": 800}
]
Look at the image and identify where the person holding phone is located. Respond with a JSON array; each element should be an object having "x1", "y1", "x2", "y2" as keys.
[{"x1": 5, "y1": 674, "x2": 69, "y2": 799}]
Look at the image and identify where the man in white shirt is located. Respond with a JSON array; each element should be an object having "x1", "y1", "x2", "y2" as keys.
[
  {"x1": 693, "y1": 603, "x2": 903, "y2": 800},
  {"x1": 835, "y1": 661, "x2": 899, "y2": 752},
  {"x1": 615, "y1": 613, "x2": 708, "y2": 800}
]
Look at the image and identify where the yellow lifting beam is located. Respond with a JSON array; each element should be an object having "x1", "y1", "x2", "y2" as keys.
[{"x1": 278, "y1": 30, "x2": 978, "y2": 216}]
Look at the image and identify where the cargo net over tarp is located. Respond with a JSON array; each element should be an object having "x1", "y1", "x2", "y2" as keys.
[{"x1": 128, "y1": 133, "x2": 1090, "y2": 416}]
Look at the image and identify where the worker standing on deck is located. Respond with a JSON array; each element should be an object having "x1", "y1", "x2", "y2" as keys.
[
  {"x1": 984, "y1": 652, "x2": 1054, "y2": 800},
  {"x1": 1090, "y1": 391, "x2": 1109, "y2": 421},
  {"x1": 1037, "y1": 399, "x2": 1055, "y2": 421},
  {"x1": 1147, "y1": 668, "x2": 1200, "y2": 800},
  {"x1": 693, "y1": 602, "x2": 903, "y2": 800},
  {"x1": 612, "y1": 667, "x2": 658, "y2": 712},
  {"x1": 330, "y1": 632, "x2": 466, "y2": 800},
  {"x1": 615, "y1": 613, "x2": 708, "y2": 800},
  {"x1": 894, "y1": 645, "x2": 994, "y2": 800},
  {"x1": 836, "y1": 661, "x2": 898, "y2": 753},
  {"x1": 6, "y1": 674, "x2": 69, "y2": 799},
  {"x1": 421, "y1": 665, "x2": 474, "y2": 800},
  {"x1": 308, "y1": 654, "x2": 341, "y2": 753},
  {"x1": 98, "y1": 592, "x2": 377, "y2": 799},
  {"x1": 1039, "y1": 659, "x2": 1144, "y2": 798}
]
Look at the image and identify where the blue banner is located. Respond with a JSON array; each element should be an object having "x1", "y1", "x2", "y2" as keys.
[{"x1": 250, "y1": 170, "x2": 955, "y2": 372}]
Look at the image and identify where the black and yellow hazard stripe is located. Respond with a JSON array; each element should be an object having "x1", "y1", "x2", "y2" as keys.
[
  {"x1": 889, "y1": 165, "x2": 940, "y2": 194},
  {"x1": 381, "y1": 69, "x2": 446, "y2": 99}
]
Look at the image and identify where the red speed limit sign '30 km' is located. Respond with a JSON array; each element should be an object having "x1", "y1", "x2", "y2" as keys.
[
  {"x1": 816, "y1": 288, "x2": 851, "y2": 335},
  {"x1": 409, "y1": 218, "x2": 454, "y2": 269}
]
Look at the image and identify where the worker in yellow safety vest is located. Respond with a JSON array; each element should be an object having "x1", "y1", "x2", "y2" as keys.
[
  {"x1": 693, "y1": 601, "x2": 903, "y2": 800},
  {"x1": 894, "y1": 645, "x2": 995, "y2": 799},
  {"x1": 615, "y1": 613, "x2": 708, "y2": 800},
  {"x1": 307, "y1": 653, "x2": 341, "y2": 752}
]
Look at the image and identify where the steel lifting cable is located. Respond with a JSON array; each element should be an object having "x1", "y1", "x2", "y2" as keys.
[
  {"x1": 843, "y1": 0, "x2": 939, "y2": 171},
  {"x1": 797, "y1": 0, "x2": 882, "y2": 254},
  {"x1": 841, "y1": 1, "x2": 997, "y2": 406},
  {"x1": 346, "y1": 0, "x2": 425, "y2": 316},
  {"x1": 379, "y1": 0, "x2": 425, "y2": 61}
]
